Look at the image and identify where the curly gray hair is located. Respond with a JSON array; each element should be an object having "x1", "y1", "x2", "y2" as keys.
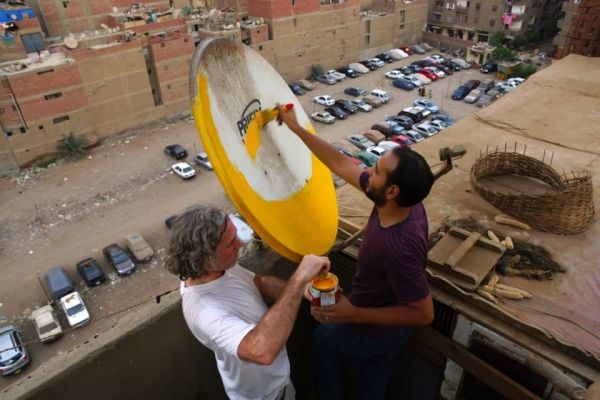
[{"x1": 164, "y1": 205, "x2": 228, "y2": 280}]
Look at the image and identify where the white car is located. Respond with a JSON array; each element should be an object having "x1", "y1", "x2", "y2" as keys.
[
  {"x1": 350, "y1": 99, "x2": 373, "y2": 112},
  {"x1": 497, "y1": 81, "x2": 517, "y2": 92},
  {"x1": 412, "y1": 122, "x2": 439, "y2": 137},
  {"x1": 367, "y1": 146, "x2": 387, "y2": 158},
  {"x1": 385, "y1": 70, "x2": 404, "y2": 79},
  {"x1": 425, "y1": 66, "x2": 445, "y2": 78},
  {"x1": 378, "y1": 141, "x2": 401, "y2": 151},
  {"x1": 172, "y1": 162, "x2": 196, "y2": 179},
  {"x1": 31, "y1": 305, "x2": 63, "y2": 343},
  {"x1": 464, "y1": 89, "x2": 483, "y2": 103},
  {"x1": 404, "y1": 129, "x2": 425, "y2": 143},
  {"x1": 194, "y1": 152, "x2": 213, "y2": 170},
  {"x1": 369, "y1": 58, "x2": 385, "y2": 67},
  {"x1": 311, "y1": 111, "x2": 335, "y2": 124},
  {"x1": 429, "y1": 119, "x2": 448, "y2": 130},
  {"x1": 507, "y1": 77, "x2": 525, "y2": 85},
  {"x1": 429, "y1": 54, "x2": 446, "y2": 63},
  {"x1": 313, "y1": 95, "x2": 335, "y2": 106},
  {"x1": 413, "y1": 105, "x2": 431, "y2": 117},
  {"x1": 400, "y1": 74, "x2": 423, "y2": 87},
  {"x1": 324, "y1": 69, "x2": 346, "y2": 81},
  {"x1": 414, "y1": 73, "x2": 432, "y2": 85},
  {"x1": 349, "y1": 62, "x2": 370, "y2": 74},
  {"x1": 451, "y1": 58, "x2": 471, "y2": 69},
  {"x1": 389, "y1": 48, "x2": 409, "y2": 59},
  {"x1": 60, "y1": 291, "x2": 90, "y2": 328}
]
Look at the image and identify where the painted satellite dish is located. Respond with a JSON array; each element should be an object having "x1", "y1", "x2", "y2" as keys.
[{"x1": 189, "y1": 38, "x2": 338, "y2": 262}]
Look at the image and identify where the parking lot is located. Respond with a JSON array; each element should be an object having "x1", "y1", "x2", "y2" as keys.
[{"x1": 292, "y1": 56, "x2": 493, "y2": 150}]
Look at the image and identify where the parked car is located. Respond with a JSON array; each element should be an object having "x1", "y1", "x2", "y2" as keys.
[
  {"x1": 413, "y1": 73, "x2": 432, "y2": 85},
  {"x1": 334, "y1": 99, "x2": 358, "y2": 114},
  {"x1": 414, "y1": 99, "x2": 439, "y2": 113},
  {"x1": 410, "y1": 44, "x2": 427, "y2": 54},
  {"x1": 378, "y1": 141, "x2": 402, "y2": 151},
  {"x1": 430, "y1": 113, "x2": 456, "y2": 125},
  {"x1": 399, "y1": 46, "x2": 413, "y2": 55},
  {"x1": 44, "y1": 266, "x2": 75, "y2": 300},
  {"x1": 164, "y1": 144, "x2": 187, "y2": 160},
  {"x1": 0, "y1": 325, "x2": 30, "y2": 376},
  {"x1": 464, "y1": 89, "x2": 483, "y2": 103},
  {"x1": 419, "y1": 42, "x2": 434, "y2": 51},
  {"x1": 337, "y1": 67, "x2": 358, "y2": 78},
  {"x1": 172, "y1": 162, "x2": 196, "y2": 180},
  {"x1": 76, "y1": 257, "x2": 106, "y2": 286},
  {"x1": 361, "y1": 95, "x2": 383, "y2": 107},
  {"x1": 434, "y1": 62, "x2": 453, "y2": 75},
  {"x1": 346, "y1": 134, "x2": 375, "y2": 150},
  {"x1": 451, "y1": 58, "x2": 471, "y2": 69},
  {"x1": 412, "y1": 59, "x2": 433, "y2": 68},
  {"x1": 464, "y1": 79, "x2": 481, "y2": 91},
  {"x1": 313, "y1": 95, "x2": 335, "y2": 106},
  {"x1": 316, "y1": 74, "x2": 337, "y2": 85},
  {"x1": 359, "y1": 60, "x2": 378, "y2": 71},
  {"x1": 399, "y1": 107, "x2": 424, "y2": 123},
  {"x1": 507, "y1": 77, "x2": 525, "y2": 85},
  {"x1": 497, "y1": 81, "x2": 517, "y2": 92},
  {"x1": 380, "y1": 120, "x2": 405, "y2": 135},
  {"x1": 31, "y1": 305, "x2": 62, "y2": 343},
  {"x1": 369, "y1": 58, "x2": 385, "y2": 68},
  {"x1": 324, "y1": 69, "x2": 346, "y2": 81},
  {"x1": 333, "y1": 143, "x2": 367, "y2": 168},
  {"x1": 387, "y1": 115, "x2": 415, "y2": 129},
  {"x1": 370, "y1": 89, "x2": 390, "y2": 103},
  {"x1": 452, "y1": 85, "x2": 470, "y2": 100},
  {"x1": 403, "y1": 129, "x2": 425, "y2": 143},
  {"x1": 398, "y1": 66, "x2": 412, "y2": 75},
  {"x1": 480, "y1": 62, "x2": 498, "y2": 73},
  {"x1": 376, "y1": 53, "x2": 394, "y2": 63},
  {"x1": 412, "y1": 122, "x2": 439, "y2": 137},
  {"x1": 391, "y1": 134, "x2": 413, "y2": 146},
  {"x1": 367, "y1": 146, "x2": 387, "y2": 158},
  {"x1": 348, "y1": 62, "x2": 370, "y2": 74},
  {"x1": 370, "y1": 123, "x2": 394, "y2": 137},
  {"x1": 429, "y1": 54, "x2": 446, "y2": 63},
  {"x1": 429, "y1": 119, "x2": 448, "y2": 130},
  {"x1": 59, "y1": 291, "x2": 90, "y2": 328},
  {"x1": 400, "y1": 74, "x2": 423, "y2": 87},
  {"x1": 446, "y1": 60, "x2": 463, "y2": 71},
  {"x1": 407, "y1": 64, "x2": 422, "y2": 73},
  {"x1": 125, "y1": 233, "x2": 154, "y2": 262},
  {"x1": 103, "y1": 243, "x2": 136, "y2": 275},
  {"x1": 324, "y1": 106, "x2": 349, "y2": 120},
  {"x1": 479, "y1": 78, "x2": 495, "y2": 92},
  {"x1": 288, "y1": 84, "x2": 305, "y2": 95},
  {"x1": 424, "y1": 66, "x2": 445, "y2": 79},
  {"x1": 393, "y1": 79, "x2": 415, "y2": 91},
  {"x1": 311, "y1": 111, "x2": 336, "y2": 124},
  {"x1": 475, "y1": 93, "x2": 495, "y2": 108},
  {"x1": 349, "y1": 99, "x2": 373, "y2": 112},
  {"x1": 388, "y1": 48, "x2": 408, "y2": 60},
  {"x1": 413, "y1": 105, "x2": 431, "y2": 117},
  {"x1": 194, "y1": 152, "x2": 213, "y2": 170},
  {"x1": 417, "y1": 69, "x2": 438, "y2": 81},
  {"x1": 344, "y1": 87, "x2": 367, "y2": 97},
  {"x1": 363, "y1": 129, "x2": 386, "y2": 144},
  {"x1": 385, "y1": 70, "x2": 404, "y2": 79},
  {"x1": 355, "y1": 151, "x2": 378, "y2": 167},
  {"x1": 292, "y1": 79, "x2": 316, "y2": 90}
]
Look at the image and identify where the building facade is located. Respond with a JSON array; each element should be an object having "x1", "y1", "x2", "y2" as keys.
[{"x1": 554, "y1": 0, "x2": 600, "y2": 59}]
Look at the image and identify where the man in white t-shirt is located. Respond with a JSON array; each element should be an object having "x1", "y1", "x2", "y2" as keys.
[{"x1": 165, "y1": 205, "x2": 329, "y2": 400}]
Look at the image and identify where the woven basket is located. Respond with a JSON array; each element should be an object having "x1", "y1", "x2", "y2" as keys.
[{"x1": 470, "y1": 151, "x2": 594, "y2": 234}]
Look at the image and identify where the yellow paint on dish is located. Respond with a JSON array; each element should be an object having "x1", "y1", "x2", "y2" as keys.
[
  {"x1": 191, "y1": 73, "x2": 337, "y2": 262},
  {"x1": 244, "y1": 117, "x2": 263, "y2": 161}
]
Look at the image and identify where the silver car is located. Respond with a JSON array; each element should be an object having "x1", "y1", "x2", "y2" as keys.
[
  {"x1": 346, "y1": 134, "x2": 375, "y2": 150},
  {"x1": 0, "y1": 325, "x2": 30, "y2": 376}
]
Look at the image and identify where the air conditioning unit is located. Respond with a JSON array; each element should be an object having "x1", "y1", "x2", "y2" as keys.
[{"x1": 440, "y1": 315, "x2": 588, "y2": 400}]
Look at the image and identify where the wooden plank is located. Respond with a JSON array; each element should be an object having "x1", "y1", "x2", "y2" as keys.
[{"x1": 415, "y1": 326, "x2": 541, "y2": 400}]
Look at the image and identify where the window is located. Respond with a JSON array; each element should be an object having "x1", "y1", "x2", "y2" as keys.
[
  {"x1": 436, "y1": 0, "x2": 444, "y2": 7},
  {"x1": 39, "y1": 125, "x2": 44, "y2": 130},
  {"x1": 20, "y1": 127, "x2": 26, "y2": 134},
  {"x1": 399, "y1": 10, "x2": 405, "y2": 29},
  {"x1": 44, "y1": 92, "x2": 62, "y2": 100},
  {"x1": 475, "y1": 3, "x2": 480, "y2": 10},
  {"x1": 5, "y1": 130, "x2": 13, "y2": 137},
  {"x1": 365, "y1": 35, "x2": 370, "y2": 45},
  {"x1": 20, "y1": 33, "x2": 45, "y2": 53},
  {"x1": 490, "y1": 19, "x2": 496, "y2": 27},
  {"x1": 62, "y1": 1, "x2": 69, "y2": 7},
  {"x1": 492, "y1": 5, "x2": 497, "y2": 11},
  {"x1": 53, "y1": 115, "x2": 70, "y2": 124}
]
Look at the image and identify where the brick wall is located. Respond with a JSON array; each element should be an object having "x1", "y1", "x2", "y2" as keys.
[
  {"x1": 247, "y1": 0, "x2": 321, "y2": 20},
  {"x1": 558, "y1": 0, "x2": 600, "y2": 58}
]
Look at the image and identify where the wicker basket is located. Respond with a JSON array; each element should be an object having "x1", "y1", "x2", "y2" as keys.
[{"x1": 470, "y1": 150, "x2": 594, "y2": 234}]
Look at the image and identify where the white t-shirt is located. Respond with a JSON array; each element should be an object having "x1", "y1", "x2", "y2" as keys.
[{"x1": 181, "y1": 264, "x2": 290, "y2": 400}]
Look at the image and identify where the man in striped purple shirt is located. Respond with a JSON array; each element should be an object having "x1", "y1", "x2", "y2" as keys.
[{"x1": 278, "y1": 105, "x2": 435, "y2": 399}]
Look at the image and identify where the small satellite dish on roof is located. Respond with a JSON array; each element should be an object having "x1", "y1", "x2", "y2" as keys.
[
  {"x1": 64, "y1": 35, "x2": 78, "y2": 49},
  {"x1": 100, "y1": 23, "x2": 110, "y2": 30}
]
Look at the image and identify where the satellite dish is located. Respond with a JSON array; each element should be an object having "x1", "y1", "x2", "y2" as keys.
[
  {"x1": 64, "y1": 36, "x2": 78, "y2": 49},
  {"x1": 189, "y1": 38, "x2": 338, "y2": 262},
  {"x1": 100, "y1": 23, "x2": 109, "y2": 30}
]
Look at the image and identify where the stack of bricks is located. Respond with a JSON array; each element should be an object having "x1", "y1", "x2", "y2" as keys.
[{"x1": 564, "y1": 0, "x2": 600, "y2": 58}]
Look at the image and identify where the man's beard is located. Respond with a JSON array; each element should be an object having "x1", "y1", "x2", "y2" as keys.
[{"x1": 366, "y1": 184, "x2": 387, "y2": 207}]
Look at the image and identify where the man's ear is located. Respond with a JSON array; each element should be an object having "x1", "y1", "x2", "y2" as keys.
[{"x1": 386, "y1": 185, "x2": 400, "y2": 200}]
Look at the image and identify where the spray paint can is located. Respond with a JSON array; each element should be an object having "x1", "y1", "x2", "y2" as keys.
[{"x1": 309, "y1": 273, "x2": 339, "y2": 307}]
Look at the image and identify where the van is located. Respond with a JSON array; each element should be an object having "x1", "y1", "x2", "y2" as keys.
[
  {"x1": 44, "y1": 266, "x2": 75, "y2": 300},
  {"x1": 370, "y1": 89, "x2": 390, "y2": 103}
]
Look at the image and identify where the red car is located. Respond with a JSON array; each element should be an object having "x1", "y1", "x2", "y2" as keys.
[
  {"x1": 418, "y1": 68, "x2": 438, "y2": 81},
  {"x1": 400, "y1": 46, "x2": 413, "y2": 55},
  {"x1": 391, "y1": 134, "x2": 413, "y2": 146}
]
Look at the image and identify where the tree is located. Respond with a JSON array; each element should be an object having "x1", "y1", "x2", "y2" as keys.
[
  {"x1": 492, "y1": 47, "x2": 516, "y2": 62},
  {"x1": 513, "y1": 64, "x2": 537, "y2": 78},
  {"x1": 57, "y1": 133, "x2": 88, "y2": 159},
  {"x1": 489, "y1": 32, "x2": 505, "y2": 47},
  {"x1": 308, "y1": 64, "x2": 324, "y2": 81}
]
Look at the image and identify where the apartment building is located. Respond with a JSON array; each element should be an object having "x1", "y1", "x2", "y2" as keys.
[
  {"x1": 424, "y1": 0, "x2": 547, "y2": 48},
  {"x1": 554, "y1": 0, "x2": 600, "y2": 59}
]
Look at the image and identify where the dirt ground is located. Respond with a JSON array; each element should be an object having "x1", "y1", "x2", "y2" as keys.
[{"x1": 0, "y1": 53, "x2": 493, "y2": 391}]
